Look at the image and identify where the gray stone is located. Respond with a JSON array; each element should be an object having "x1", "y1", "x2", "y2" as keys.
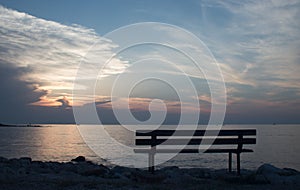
[
  {"x1": 256, "y1": 164, "x2": 282, "y2": 175},
  {"x1": 254, "y1": 174, "x2": 269, "y2": 184},
  {"x1": 60, "y1": 162, "x2": 77, "y2": 173},
  {"x1": 160, "y1": 166, "x2": 179, "y2": 171},
  {"x1": 111, "y1": 165, "x2": 137, "y2": 174},
  {"x1": 46, "y1": 161, "x2": 62, "y2": 173},
  {"x1": 0, "y1": 166, "x2": 15, "y2": 175},
  {"x1": 19, "y1": 157, "x2": 32, "y2": 166},
  {"x1": 280, "y1": 168, "x2": 299, "y2": 176},
  {"x1": 8, "y1": 158, "x2": 21, "y2": 168},
  {"x1": 256, "y1": 164, "x2": 300, "y2": 185},
  {"x1": 17, "y1": 167, "x2": 29, "y2": 175},
  {"x1": 111, "y1": 166, "x2": 139, "y2": 179},
  {"x1": 131, "y1": 170, "x2": 167, "y2": 183},
  {"x1": 30, "y1": 161, "x2": 54, "y2": 174},
  {"x1": 183, "y1": 168, "x2": 212, "y2": 179},
  {"x1": 75, "y1": 161, "x2": 99, "y2": 174},
  {"x1": 71, "y1": 156, "x2": 86, "y2": 162},
  {"x1": 82, "y1": 166, "x2": 110, "y2": 177},
  {"x1": 160, "y1": 166, "x2": 182, "y2": 179},
  {"x1": 0, "y1": 156, "x2": 8, "y2": 163}
]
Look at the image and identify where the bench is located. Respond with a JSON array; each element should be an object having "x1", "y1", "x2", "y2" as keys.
[{"x1": 134, "y1": 129, "x2": 256, "y2": 175}]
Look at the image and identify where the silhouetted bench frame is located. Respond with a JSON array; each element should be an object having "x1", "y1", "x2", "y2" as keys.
[{"x1": 134, "y1": 129, "x2": 256, "y2": 175}]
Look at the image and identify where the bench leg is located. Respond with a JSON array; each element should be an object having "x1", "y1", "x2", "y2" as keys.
[
  {"x1": 228, "y1": 152, "x2": 232, "y2": 172},
  {"x1": 237, "y1": 153, "x2": 240, "y2": 175},
  {"x1": 148, "y1": 153, "x2": 155, "y2": 173}
]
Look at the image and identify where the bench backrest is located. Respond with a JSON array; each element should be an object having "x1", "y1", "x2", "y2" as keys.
[{"x1": 136, "y1": 129, "x2": 256, "y2": 151}]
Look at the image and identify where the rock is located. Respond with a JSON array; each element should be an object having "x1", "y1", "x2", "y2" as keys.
[
  {"x1": 1, "y1": 166, "x2": 15, "y2": 175},
  {"x1": 82, "y1": 165, "x2": 110, "y2": 177},
  {"x1": 111, "y1": 166, "x2": 129, "y2": 174},
  {"x1": 254, "y1": 174, "x2": 269, "y2": 184},
  {"x1": 183, "y1": 168, "x2": 212, "y2": 179},
  {"x1": 160, "y1": 166, "x2": 182, "y2": 179},
  {"x1": 17, "y1": 167, "x2": 29, "y2": 175},
  {"x1": 75, "y1": 161, "x2": 97, "y2": 173},
  {"x1": 0, "y1": 166, "x2": 16, "y2": 180},
  {"x1": 256, "y1": 164, "x2": 300, "y2": 185},
  {"x1": 111, "y1": 165, "x2": 136, "y2": 174},
  {"x1": 75, "y1": 161, "x2": 113, "y2": 178},
  {"x1": 0, "y1": 157, "x2": 8, "y2": 163},
  {"x1": 46, "y1": 161, "x2": 63, "y2": 173},
  {"x1": 30, "y1": 165, "x2": 53, "y2": 174},
  {"x1": 131, "y1": 170, "x2": 167, "y2": 183},
  {"x1": 19, "y1": 157, "x2": 32, "y2": 166},
  {"x1": 161, "y1": 166, "x2": 179, "y2": 171},
  {"x1": 31, "y1": 161, "x2": 50, "y2": 172},
  {"x1": 31, "y1": 160, "x2": 45, "y2": 167},
  {"x1": 280, "y1": 168, "x2": 299, "y2": 176},
  {"x1": 1, "y1": 156, "x2": 300, "y2": 189},
  {"x1": 8, "y1": 158, "x2": 21, "y2": 168},
  {"x1": 60, "y1": 162, "x2": 77, "y2": 173},
  {"x1": 71, "y1": 156, "x2": 86, "y2": 162},
  {"x1": 256, "y1": 164, "x2": 282, "y2": 175},
  {"x1": 111, "y1": 165, "x2": 138, "y2": 179}
]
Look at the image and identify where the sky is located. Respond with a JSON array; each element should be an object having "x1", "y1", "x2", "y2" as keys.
[{"x1": 0, "y1": 0, "x2": 299, "y2": 124}]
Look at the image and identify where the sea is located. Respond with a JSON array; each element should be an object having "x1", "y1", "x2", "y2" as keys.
[{"x1": 0, "y1": 124, "x2": 299, "y2": 171}]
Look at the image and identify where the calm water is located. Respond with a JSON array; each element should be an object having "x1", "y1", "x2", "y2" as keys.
[{"x1": 0, "y1": 124, "x2": 299, "y2": 170}]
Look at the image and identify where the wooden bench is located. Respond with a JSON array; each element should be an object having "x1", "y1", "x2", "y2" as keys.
[{"x1": 134, "y1": 129, "x2": 256, "y2": 175}]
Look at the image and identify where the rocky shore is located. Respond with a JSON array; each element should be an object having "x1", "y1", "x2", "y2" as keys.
[{"x1": 0, "y1": 156, "x2": 299, "y2": 190}]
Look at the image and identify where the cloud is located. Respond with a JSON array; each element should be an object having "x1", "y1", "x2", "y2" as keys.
[
  {"x1": 0, "y1": 5, "x2": 128, "y2": 107},
  {"x1": 95, "y1": 100, "x2": 112, "y2": 105},
  {"x1": 198, "y1": 0, "x2": 300, "y2": 105},
  {"x1": 56, "y1": 96, "x2": 71, "y2": 109},
  {"x1": 1, "y1": 3, "x2": 299, "y2": 124}
]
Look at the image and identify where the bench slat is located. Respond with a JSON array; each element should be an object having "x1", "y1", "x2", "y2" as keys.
[
  {"x1": 136, "y1": 129, "x2": 256, "y2": 136},
  {"x1": 136, "y1": 138, "x2": 256, "y2": 146},
  {"x1": 134, "y1": 148, "x2": 254, "y2": 154}
]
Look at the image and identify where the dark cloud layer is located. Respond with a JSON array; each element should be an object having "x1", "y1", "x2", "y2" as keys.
[
  {"x1": 0, "y1": 63, "x2": 74, "y2": 124},
  {"x1": 0, "y1": 63, "x2": 42, "y2": 123}
]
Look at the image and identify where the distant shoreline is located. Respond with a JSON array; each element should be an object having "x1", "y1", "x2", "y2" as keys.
[
  {"x1": 0, "y1": 123, "x2": 42, "y2": 127},
  {"x1": 0, "y1": 121, "x2": 300, "y2": 127},
  {"x1": 1, "y1": 123, "x2": 300, "y2": 127}
]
